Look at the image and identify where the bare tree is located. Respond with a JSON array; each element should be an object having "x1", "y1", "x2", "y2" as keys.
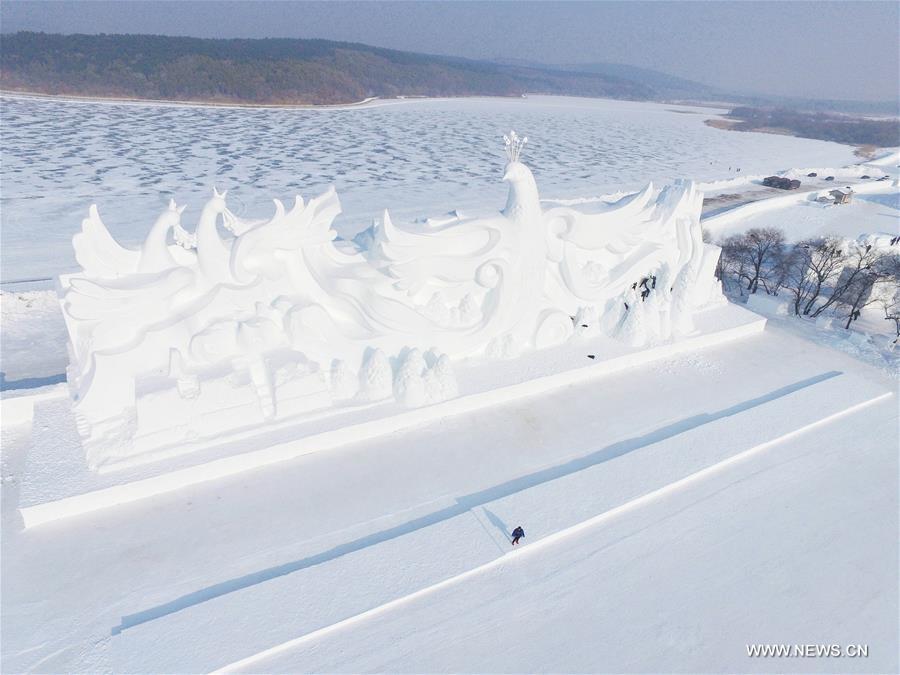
[
  {"x1": 743, "y1": 228, "x2": 785, "y2": 294},
  {"x1": 718, "y1": 233, "x2": 752, "y2": 295},
  {"x1": 760, "y1": 247, "x2": 792, "y2": 296},
  {"x1": 834, "y1": 253, "x2": 899, "y2": 330},
  {"x1": 811, "y1": 242, "x2": 890, "y2": 318},
  {"x1": 870, "y1": 255, "x2": 900, "y2": 337},
  {"x1": 837, "y1": 271, "x2": 881, "y2": 329},
  {"x1": 718, "y1": 227, "x2": 785, "y2": 295},
  {"x1": 784, "y1": 237, "x2": 847, "y2": 316}
]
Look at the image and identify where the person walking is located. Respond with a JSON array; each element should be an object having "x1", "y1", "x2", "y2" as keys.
[{"x1": 511, "y1": 525, "x2": 525, "y2": 546}]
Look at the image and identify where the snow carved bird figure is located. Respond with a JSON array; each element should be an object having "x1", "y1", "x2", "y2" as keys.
[
  {"x1": 351, "y1": 131, "x2": 574, "y2": 357},
  {"x1": 62, "y1": 189, "x2": 258, "y2": 422},
  {"x1": 57, "y1": 130, "x2": 717, "y2": 467},
  {"x1": 192, "y1": 187, "x2": 236, "y2": 286},
  {"x1": 357, "y1": 130, "x2": 706, "y2": 355},
  {"x1": 73, "y1": 198, "x2": 195, "y2": 278}
]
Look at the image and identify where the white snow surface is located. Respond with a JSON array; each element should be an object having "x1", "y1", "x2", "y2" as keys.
[
  {"x1": 867, "y1": 148, "x2": 900, "y2": 166},
  {"x1": 0, "y1": 95, "x2": 861, "y2": 283},
  {"x1": 703, "y1": 189, "x2": 899, "y2": 240},
  {"x1": 0, "y1": 290, "x2": 68, "y2": 386},
  {"x1": 701, "y1": 175, "x2": 899, "y2": 241},
  {"x1": 2, "y1": 95, "x2": 898, "y2": 674},
  {"x1": 738, "y1": 292, "x2": 898, "y2": 378},
  {"x1": 249, "y1": 400, "x2": 897, "y2": 674},
  {"x1": 2, "y1": 325, "x2": 896, "y2": 673}
]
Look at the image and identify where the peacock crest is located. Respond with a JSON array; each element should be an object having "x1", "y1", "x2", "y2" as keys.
[{"x1": 504, "y1": 130, "x2": 528, "y2": 163}]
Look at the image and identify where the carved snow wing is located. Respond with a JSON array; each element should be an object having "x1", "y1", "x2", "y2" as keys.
[{"x1": 59, "y1": 133, "x2": 720, "y2": 469}]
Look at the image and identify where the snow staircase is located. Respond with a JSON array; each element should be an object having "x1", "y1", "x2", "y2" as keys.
[{"x1": 110, "y1": 368, "x2": 890, "y2": 673}]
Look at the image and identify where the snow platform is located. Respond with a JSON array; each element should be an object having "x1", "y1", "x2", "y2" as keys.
[
  {"x1": 17, "y1": 302, "x2": 765, "y2": 529},
  {"x1": 109, "y1": 360, "x2": 890, "y2": 673}
]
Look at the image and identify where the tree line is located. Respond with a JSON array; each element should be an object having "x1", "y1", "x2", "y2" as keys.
[
  {"x1": 725, "y1": 107, "x2": 899, "y2": 148},
  {"x1": 0, "y1": 32, "x2": 654, "y2": 105},
  {"x1": 716, "y1": 228, "x2": 900, "y2": 336}
]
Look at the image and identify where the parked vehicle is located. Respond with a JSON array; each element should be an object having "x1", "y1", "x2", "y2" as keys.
[{"x1": 762, "y1": 176, "x2": 801, "y2": 190}]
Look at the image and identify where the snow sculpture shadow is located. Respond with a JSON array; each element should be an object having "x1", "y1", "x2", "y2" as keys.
[{"x1": 60, "y1": 131, "x2": 724, "y2": 470}]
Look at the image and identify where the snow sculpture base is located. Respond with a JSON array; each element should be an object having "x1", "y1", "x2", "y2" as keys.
[{"x1": 18, "y1": 302, "x2": 765, "y2": 528}]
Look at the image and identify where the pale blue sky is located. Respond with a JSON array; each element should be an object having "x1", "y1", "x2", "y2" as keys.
[{"x1": 1, "y1": 0, "x2": 897, "y2": 102}]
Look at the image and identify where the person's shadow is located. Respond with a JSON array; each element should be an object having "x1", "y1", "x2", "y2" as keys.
[{"x1": 483, "y1": 507, "x2": 510, "y2": 543}]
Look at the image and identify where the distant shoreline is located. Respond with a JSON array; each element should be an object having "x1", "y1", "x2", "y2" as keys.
[
  {"x1": 0, "y1": 89, "x2": 594, "y2": 111},
  {"x1": 1, "y1": 89, "x2": 736, "y2": 114},
  {"x1": 7, "y1": 89, "x2": 889, "y2": 159},
  {"x1": 0, "y1": 88, "x2": 397, "y2": 110},
  {"x1": 703, "y1": 115, "x2": 896, "y2": 156}
]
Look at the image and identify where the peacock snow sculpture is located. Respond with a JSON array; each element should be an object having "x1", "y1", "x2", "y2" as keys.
[{"x1": 60, "y1": 131, "x2": 722, "y2": 469}]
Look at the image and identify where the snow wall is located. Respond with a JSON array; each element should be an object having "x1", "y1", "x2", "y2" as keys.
[{"x1": 59, "y1": 132, "x2": 723, "y2": 469}]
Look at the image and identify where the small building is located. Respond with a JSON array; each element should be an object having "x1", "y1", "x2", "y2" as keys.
[{"x1": 829, "y1": 188, "x2": 853, "y2": 205}]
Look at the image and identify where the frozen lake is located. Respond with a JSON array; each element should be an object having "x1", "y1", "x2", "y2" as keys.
[{"x1": 1, "y1": 94, "x2": 858, "y2": 282}]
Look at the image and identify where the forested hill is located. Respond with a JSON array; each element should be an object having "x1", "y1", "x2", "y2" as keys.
[{"x1": 0, "y1": 32, "x2": 657, "y2": 105}]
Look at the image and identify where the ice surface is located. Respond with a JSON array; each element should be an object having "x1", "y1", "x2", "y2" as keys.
[{"x1": 0, "y1": 95, "x2": 860, "y2": 282}]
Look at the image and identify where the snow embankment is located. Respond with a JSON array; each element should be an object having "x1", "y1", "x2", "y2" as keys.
[
  {"x1": 695, "y1": 174, "x2": 767, "y2": 193},
  {"x1": 781, "y1": 165, "x2": 888, "y2": 181},
  {"x1": 743, "y1": 293, "x2": 898, "y2": 377},
  {"x1": 702, "y1": 178, "x2": 899, "y2": 238},
  {"x1": 0, "y1": 290, "x2": 68, "y2": 388},
  {"x1": 698, "y1": 154, "x2": 895, "y2": 195}
]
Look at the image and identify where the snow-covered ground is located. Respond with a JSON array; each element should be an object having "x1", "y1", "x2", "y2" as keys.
[
  {"x1": 0, "y1": 290, "x2": 68, "y2": 386},
  {"x1": 1, "y1": 95, "x2": 898, "y2": 673},
  {"x1": 2, "y1": 325, "x2": 896, "y2": 673},
  {"x1": 249, "y1": 395, "x2": 898, "y2": 674},
  {"x1": 703, "y1": 185, "x2": 899, "y2": 240}
]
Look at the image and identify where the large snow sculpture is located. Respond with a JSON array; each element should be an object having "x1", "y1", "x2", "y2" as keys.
[{"x1": 59, "y1": 131, "x2": 722, "y2": 468}]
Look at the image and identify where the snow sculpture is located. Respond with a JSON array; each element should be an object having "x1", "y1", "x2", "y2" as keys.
[{"x1": 59, "y1": 131, "x2": 721, "y2": 469}]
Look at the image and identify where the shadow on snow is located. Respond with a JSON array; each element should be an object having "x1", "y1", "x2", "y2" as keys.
[{"x1": 112, "y1": 370, "x2": 841, "y2": 635}]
